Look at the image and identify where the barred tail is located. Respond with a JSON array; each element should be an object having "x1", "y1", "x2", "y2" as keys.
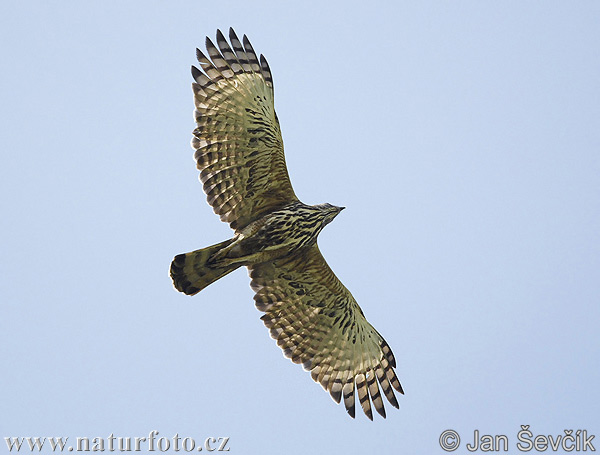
[{"x1": 170, "y1": 239, "x2": 241, "y2": 295}]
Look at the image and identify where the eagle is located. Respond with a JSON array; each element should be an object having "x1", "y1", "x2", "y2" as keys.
[{"x1": 170, "y1": 28, "x2": 403, "y2": 419}]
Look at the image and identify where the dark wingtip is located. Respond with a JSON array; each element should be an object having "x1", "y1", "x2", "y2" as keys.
[
  {"x1": 330, "y1": 390, "x2": 342, "y2": 404},
  {"x1": 242, "y1": 34, "x2": 251, "y2": 50},
  {"x1": 229, "y1": 27, "x2": 239, "y2": 44},
  {"x1": 196, "y1": 47, "x2": 206, "y2": 62},
  {"x1": 191, "y1": 65, "x2": 203, "y2": 82},
  {"x1": 346, "y1": 405, "x2": 355, "y2": 419}
]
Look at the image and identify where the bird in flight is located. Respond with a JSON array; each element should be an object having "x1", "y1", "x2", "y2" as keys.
[{"x1": 170, "y1": 28, "x2": 403, "y2": 420}]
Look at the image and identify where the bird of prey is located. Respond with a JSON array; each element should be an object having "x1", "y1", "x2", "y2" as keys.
[{"x1": 170, "y1": 28, "x2": 403, "y2": 420}]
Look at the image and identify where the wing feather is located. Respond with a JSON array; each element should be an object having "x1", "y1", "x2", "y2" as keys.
[
  {"x1": 242, "y1": 34, "x2": 262, "y2": 72},
  {"x1": 228, "y1": 29, "x2": 253, "y2": 72},
  {"x1": 249, "y1": 245, "x2": 403, "y2": 419},
  {"x1": 191, "y1": 28, "x2": 297, "y2": 231},
  {"x1": 342, "y1": 379, "x2": 356, "y2": 418}
]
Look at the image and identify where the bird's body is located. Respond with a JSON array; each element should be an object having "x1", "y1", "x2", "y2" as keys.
[
  {"x1": 170, "y1": 29, "x2": 403, "y2": 420},
  {"x1": 221, "y1": 201, "x2": 344, "y2": 264},
  {"x1": 171, "y1": 202, "x2": 343, "y2": 294}
]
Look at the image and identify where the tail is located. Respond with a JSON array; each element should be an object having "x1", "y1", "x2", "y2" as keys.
[{"x1": 170, "y1": 239, "x2": 241, "y2": 295}]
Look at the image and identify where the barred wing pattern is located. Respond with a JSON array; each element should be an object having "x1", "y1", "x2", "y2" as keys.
[
  {"x1": 250, "y1": 245, "x2": 404, "y2": 420},
  {"x1": 192, "y1": 28, "x2": 298, "y2": 231}
]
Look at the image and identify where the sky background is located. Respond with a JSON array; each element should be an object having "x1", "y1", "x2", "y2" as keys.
[{"x1": 2, "y1": 1, "x2": 599, "y2": 454}]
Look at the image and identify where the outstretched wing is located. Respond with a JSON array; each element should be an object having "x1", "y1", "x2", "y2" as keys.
[
  {"x1": 249, "y1": 245, "x2": 403, "y2": 420},
  {"x1": 191, "y1": 28, "x2": 298, "y2": 232}
]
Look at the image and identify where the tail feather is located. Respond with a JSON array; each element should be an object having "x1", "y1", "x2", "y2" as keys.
[{"x1": 170, "y1": 239, "x2": 241, "y2": 295}]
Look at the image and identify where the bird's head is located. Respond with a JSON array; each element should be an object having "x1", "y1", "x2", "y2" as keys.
[{"x1": 317, "y1": 203, "x2": 345, "y2": 226}]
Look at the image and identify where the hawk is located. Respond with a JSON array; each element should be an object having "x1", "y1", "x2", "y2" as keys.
[{"x1": 170, "y1": 28, "x2": 403, "y2": 419}]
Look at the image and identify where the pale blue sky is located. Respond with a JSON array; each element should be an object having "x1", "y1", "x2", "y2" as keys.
[{"x1": 2, "y1": 1, "x2": 599, "y2": 453}]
